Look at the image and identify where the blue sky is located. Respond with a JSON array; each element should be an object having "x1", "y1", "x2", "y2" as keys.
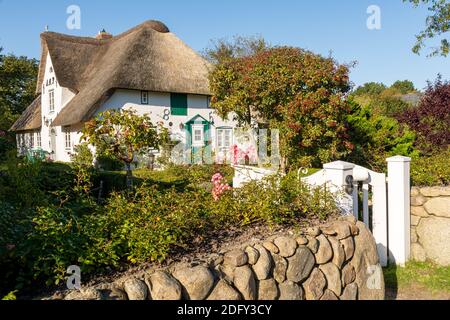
[{"x1": 0, "y1": 0, "x2": 449, "y2": 90}]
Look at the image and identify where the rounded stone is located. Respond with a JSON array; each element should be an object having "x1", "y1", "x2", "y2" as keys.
[
  {"x1": 302, "y1": 268, "x2": 326, "y2": 300},
  {"x1": 411, "y1": 195, "x2": 427, "y2": 206},
  {"x1": 296, "y1": 236, "x2": 308, "y2": 246},
  {"x1": 319, "y1": 263, "x2": 342, "y2": 296},
  {"x1": 64, "y1": 288, "x2": 103, "y2": 300},
  {"x1": 245, "y1": 246, "x2": 260, "y2": 265},
  {"x1": 257, "y1": 279, "x2": 279, "y2": 300},
  {"x1": 286, "y1": 246, "x2": 315, "y2": 283},
  {"x1": 411, "y1": 206, "x2": 429, "y2": 217},
  {"x1": 416, "y1": 217, "x2": 450, "y2": 265},
  {"x1": 207, "y1": 280, "x2": 242, "y2": 300},
  {"x1": 350, "y1": 222, "x2": 385, "y2": 300},
  {"x1": 224, "y1": 249, "x2": 248, "y2": 267},
  {"x1": 273, "y1": 254, "x2": 288, "y2": 283},
  {"x1": 233, "y1": 265, "x2": 256, "y2": 300},
  {"x1": 263, "y1": 241, "x2": 279, "y2": 254},
  {"x1": 278, "y1": 281, "x2": 304, "y2": 300},
  {"x1": 251, "y1": 244, "x2": 273, "y2": 280},
  {"x1": 173, "y1": 266, "x2": 215, "y2": 300},
  {"x1": 411, "y1": 215, "x2": 421, "y2": 226},
  {"x1": 306, "y1": 236, "x2": 319, "y2": 254},
  {"x1": 411, "y1": 243, "x2": 427, "y2": 262},
  {"x1": 320, "y1": 221, "x2": 352, "y2": 240},
  {"x1": 123, "y1": 278, "x2": 148, "y2": 300},
  {"x1": 274, "y1": 236, "x2": 298, "y2": 257},
  {"x1": 341, "y1": 264, "x2": 356, "y2": 286},
  {"x1": 340, "y1": 237, "x2": 355, "y2": 261},
  {"x1": 340, "y1": 283, "x2": 358, "y2": 300},
  {"x1": 307, "y1": 227, "x2": 321, "y2": 237},
  {"x1": 315, "y1": 234, "x2": 333, "y2": 264},
  {"x1": 424, "y1": 198, "x2": 450, "y2": 218},
  {"x1": 101, "y1": 287, "x2": 128, "y2": 300},
  {"x1": 420, "y1": 187, "x2": 450, "y2": 197},
  {"x1": 328, "y1": 236, "x2": 345, "y2": 268},
  {"x1": 320, "y1": 289, "x2": 339, "y2": 300},
  {"x1": 147, "y1": 271, "x2": 182, "y2": 300}
]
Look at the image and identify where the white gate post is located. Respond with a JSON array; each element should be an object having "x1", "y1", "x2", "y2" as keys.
[
  {"x1": 387, "y1": 156, "x2": 411, "y2": 266},
  {"x1": 323, "y1": 161, "x2": 355, "y2": 216}
]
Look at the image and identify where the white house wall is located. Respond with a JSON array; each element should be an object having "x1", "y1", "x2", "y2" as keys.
[
  {"x1": 38, "y1": 53, "x2": 77, "y2": 162},
  {"x1": 97, "y1": 89, "x2": 238, "y2": 160}
]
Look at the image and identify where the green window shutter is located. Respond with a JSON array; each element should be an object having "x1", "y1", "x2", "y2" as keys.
[{"x1": 171, "y1": 93, "x2": 188, "y2": 116}]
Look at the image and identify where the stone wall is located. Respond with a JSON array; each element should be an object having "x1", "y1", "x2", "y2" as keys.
[
  {"x1": 62, "y1": 217, "x2": 384, "y2": 301},
  {"x1": 410, "y1": 186, "x2": 450, "y2": 266}
]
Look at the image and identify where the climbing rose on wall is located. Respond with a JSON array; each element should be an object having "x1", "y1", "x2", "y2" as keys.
[{"x1": 211, "y1": 173, "x2": 232, "y2": 201}]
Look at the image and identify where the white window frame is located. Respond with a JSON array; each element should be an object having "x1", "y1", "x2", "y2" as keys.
[
  {"x1": 64, "y1": 128, "x2": 72, "y2": 150},
  {"x1": 192, "y1": 124, "x2": 204, "y2": 147},
  {"x1": 217, "y1": 128, "x2": 233, "y2": 150},
  {"x1": 36, "y1": 132, "x2": 42, "y2": 148},
  {"x1": 49, "y1": 89, "x2": 55, "y2": 113}
]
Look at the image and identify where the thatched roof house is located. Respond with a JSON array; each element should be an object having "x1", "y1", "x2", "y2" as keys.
[{"x1": 12, "y1": 20, "x2": 212, "y2": 131}]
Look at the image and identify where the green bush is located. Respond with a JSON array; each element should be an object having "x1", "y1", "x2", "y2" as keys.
[
  {"x1": 96, "y1": 154, "x2": 124, "y2": 171},
  {"x1": 411, "y1": 150, "x2": 449, "y2": 186},
  {"x1": 0, "y1": 162, "x2": 337, "y2": 296},
  {"x1": 211, "y1": 172, "x2": 338, "y2": 226},
  {"x1": 346, "y1": 102, "x2": 419, "y2": 171}
]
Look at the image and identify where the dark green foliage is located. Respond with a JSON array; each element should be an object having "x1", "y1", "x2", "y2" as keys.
[
  {"x1": 96, "y1": 154, "x2": 125, "y2": 171},
  {"x1": 346, "y1": 101, "x2": 419, "y2": 171}
]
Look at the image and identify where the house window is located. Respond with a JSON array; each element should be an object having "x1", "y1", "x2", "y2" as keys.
[
  {"x1": 30, "y1": 133, "x2": 35, "y2": 148},
  {"x1": 171, "y1": 93, "x2": 188, "y2": 116},
  {"x1": 192, "y1": 125, "x2": 204, "y2": 147},
  {"x1": 64, "y1": 128, "x2": 72, "y2": 150},
  {"x1": 49, "y1": 89, "x2": 55, "y2": 113},
  {"x1": 36, "y1": 132, "x2": 42, "y2": 148},
  {"x1": 141, "y1": 91, "x2": 149, "y2": 104},
  {"x1": 217, "y1": 128, "x2": 232, "y2": 149},
  {"x1": 207, "y1": 96, "x2": 211, "y2": 108}
]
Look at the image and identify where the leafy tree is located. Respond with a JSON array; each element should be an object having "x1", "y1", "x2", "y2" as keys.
[
  {"x1": 391, "y1": 80, "x2": 416, "y2": 94},
  {"x1": 0, "y1": 48, "x2": 39, "y2": 158},
  {"x1": 353, "y1": 82, "x2": 387, "y2": 96},
  {"x1": 82, "y1": 109, "x2": 167, "y2": 188},
  {"x1": 202, "y1": 35, "x2": 270, "y2": 64},
  {"x1": 210, "y1": 46, "x2": 353, "y2": 169},
  {"x1": 404, "y1": 0, "x2": 450, "y2": 57},
  {"x1": 346, "y1": 101, "x2": 419, "y2": 170},
  {"x1": 397, "y1": 75, "x2": 450, "y2": 153}
]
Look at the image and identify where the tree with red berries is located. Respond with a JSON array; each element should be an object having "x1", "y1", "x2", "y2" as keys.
[{"x1": 209, "y1": 46, "x2": 354, "y2": 170}]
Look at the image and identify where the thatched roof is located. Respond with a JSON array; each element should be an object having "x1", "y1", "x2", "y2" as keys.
[
  {"x1": 10, "y1": 96, "x2": 41, "y2": 131},
  {"x1": 12, "y1": 20, "x2": 212, "y2": 130}
]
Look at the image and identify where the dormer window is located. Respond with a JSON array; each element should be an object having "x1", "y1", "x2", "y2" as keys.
[
  {"x1": 50, "y1": 66, "x2": 53, "y2": 73},
  {"x1": 49, "y1": 89, "x2": 55, "y2": 113}
]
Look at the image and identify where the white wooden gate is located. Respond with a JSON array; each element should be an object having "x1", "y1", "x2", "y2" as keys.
[
  {"x1": 232, "y1": 156, "x2": 412, "y2": 267},
  {"x1": 302, "y1": 156, "x2": 411, "y2": 267}
]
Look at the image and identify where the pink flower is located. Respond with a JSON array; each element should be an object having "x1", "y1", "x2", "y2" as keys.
[{"x1": 211, "y1": 173, "x2": 232, "y2": 201}]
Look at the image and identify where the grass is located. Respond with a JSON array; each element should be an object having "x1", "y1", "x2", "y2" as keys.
[{"x1": 384, "y1": 261, "x2": 450, "y2": 293}]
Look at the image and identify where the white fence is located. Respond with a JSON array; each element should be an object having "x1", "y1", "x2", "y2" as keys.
[{"x1": 233, "y1": 156, "x2": 412, "y2": 267}]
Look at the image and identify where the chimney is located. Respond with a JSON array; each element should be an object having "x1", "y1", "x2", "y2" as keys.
[{"x1": 95, "y1": 29, "x2": 112, "y2": 40}]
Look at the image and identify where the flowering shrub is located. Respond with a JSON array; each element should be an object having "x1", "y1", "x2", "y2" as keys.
[{"x1": 211, "y1": 173, "x2": 232, "y2": 200}]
